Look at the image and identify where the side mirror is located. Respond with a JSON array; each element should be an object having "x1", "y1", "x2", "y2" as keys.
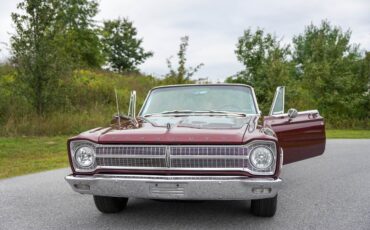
[{"x1": 288, "y1": 108, "x2": 298, "y2": 119}]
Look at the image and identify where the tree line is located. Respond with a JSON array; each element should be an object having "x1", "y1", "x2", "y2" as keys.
[
  {"x1": 228, "y1": 22, "x2": 369, "y2": 126},
  {"x1": 0, "y1": 0, "x2": 368, "y2": 135}
]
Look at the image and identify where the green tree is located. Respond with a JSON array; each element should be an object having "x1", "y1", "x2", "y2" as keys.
[
  {"x1": 11, "y1": 0, "x2": 69, "y2": 114},
  {"x1": 165, "y1": 36, "x2": 203, "y2": 84},
  {"x1": 292, "y1": 20, "x2": 369, "y2": 120},
  {"x1": 11, "y1": 0, "x2": 102, "y2": 114},
  {"x1": 56, "y1": 0, "x2": 104, "y2": 68},
  {"x1": 101, "y1": 18, "x2": 153, "y2": 73},
  {"x1": 227, "y1": 28, "x2": 292, "y2": 113}
]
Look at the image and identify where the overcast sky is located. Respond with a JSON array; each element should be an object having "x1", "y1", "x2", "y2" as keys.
[{"x1": 0, "y1": 0, "x2": 369, "y2": 81}]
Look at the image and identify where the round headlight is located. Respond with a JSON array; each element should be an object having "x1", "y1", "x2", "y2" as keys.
[
  {"x1": 250, "y1": 146, "x2": 274, "y2": 170},
  {"x1": 75, "y1": 146, "x2": 95, "y2": 168}
]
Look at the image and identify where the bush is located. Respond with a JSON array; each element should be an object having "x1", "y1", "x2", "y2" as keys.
[{"x1": 0, "y1": 67, "x2": 161, "y2": 136}]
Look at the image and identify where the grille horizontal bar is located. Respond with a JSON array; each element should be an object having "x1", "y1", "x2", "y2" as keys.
[
  {"x1": 96, "y1": 146, "x2": 166, "y2": 156},
  {"x1": 96, "y1": 157, "x2": 166, "y2": 168}
]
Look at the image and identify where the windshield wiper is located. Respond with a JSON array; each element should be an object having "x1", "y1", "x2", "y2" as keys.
[
  {"x1": 144, "y1": 110, "x2": 193, "y2": 117},
  {"x1": 162, "y1": 110, "x2": 246, "y2": 115},
  {"x1": 160, "y1": 110, "x2": 194, "y2": 114},
  {"x1": 145, "y1": 110, "x2": 247, "y2": 117},
  {"x1": 196, "y1": 110, "x2": 247, "y2": 117}
]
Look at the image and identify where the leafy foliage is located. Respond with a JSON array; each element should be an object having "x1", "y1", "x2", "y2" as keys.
[
  {"x1": 56, "y1": 0, "x2": 104, "y2": 68},
  {"x1": 227, "y1": 28, "x2": 291, "y2": 113},
  {"x1": 228, "y1": 21, "x2": 369, "y2": 127},
  {"x1": 0, "y1": 68, "x2": 161, "y2": 136},
  {"x1": 11, "y1": 0, "x2": 70, "y2": 114},
  {"x1": 292, "y1": 20, "x2": 369, "y2": 120},
  {"x1": 165, "y1": 36, "x2": 203, "y2": 84},
  {"x1": 10, "y1": 0, "x2": 102, "y2": 114},
  {"x1": 101, "y1": 18, "x2": 153, "y2": 73}
]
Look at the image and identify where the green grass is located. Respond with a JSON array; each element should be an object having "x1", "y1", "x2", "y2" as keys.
[
  {"x1": 0, "y1": 130, "x2": 369, "y2": 179},
  {"x1": 0, "y1": 136, "x2": 69, "y2": 179},
  {"x1": 326, "y1": 129, "x2": 370, "y2": 139}
]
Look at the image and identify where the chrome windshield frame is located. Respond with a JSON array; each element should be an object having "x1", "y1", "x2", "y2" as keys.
[{"x1": 138, "y1": 84, "x2": 260, "y2": 117}]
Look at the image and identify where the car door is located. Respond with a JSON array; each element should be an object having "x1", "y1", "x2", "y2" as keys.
[{"x1": 264, "y1": 86, "x2": 326, "y2": 164}]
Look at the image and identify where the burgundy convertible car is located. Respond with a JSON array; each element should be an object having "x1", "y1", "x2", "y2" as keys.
[{"x1": 65, "y1": 84, "x2": 325, "y2": 217}]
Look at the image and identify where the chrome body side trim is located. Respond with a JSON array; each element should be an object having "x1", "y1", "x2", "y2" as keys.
[
  {"x1": 65, "y1": 174, "x2": 282, "y2": 200},
  {"x1": 269, "y1": 109, "x2": 320, "y2": 118}
]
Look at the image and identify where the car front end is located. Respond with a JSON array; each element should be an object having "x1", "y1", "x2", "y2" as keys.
[
  {"x1": 65, "y1": 84, "x2": 285, "y2": 217},
  {"x1": 65, "y1": 138, "x2": 282, "y2": 201}
]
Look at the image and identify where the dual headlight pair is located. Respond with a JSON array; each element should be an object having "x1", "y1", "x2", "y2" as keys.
[{"x1": 71, "y1": 141, "x2": 277, "y2": 175}]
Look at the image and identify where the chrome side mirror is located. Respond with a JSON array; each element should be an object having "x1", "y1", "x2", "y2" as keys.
[{"x1": 288, "y1": 108, "x2": 298, "y2": 119}]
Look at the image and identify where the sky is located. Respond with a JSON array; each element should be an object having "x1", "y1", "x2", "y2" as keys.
[{"x1": 0, "y1": 0, "x2": 369, "y2": 81}]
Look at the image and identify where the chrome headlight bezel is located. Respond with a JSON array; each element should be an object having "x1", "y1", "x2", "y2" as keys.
[
  {"x1": 70, "y1": 140, "x2": 97, "y2": 172},
  {"x1": 245, "y1": 141, "x2": 277, "y2": 175},
  {"x1": 250, "y1": 146, "x2": 274, "y2": 169}
]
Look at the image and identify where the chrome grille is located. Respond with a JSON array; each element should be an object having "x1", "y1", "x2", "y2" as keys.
[
  {"x1": 170, "y1": 146, "x2": 247, "y2": 169},
  {"x1": 95, "y1": 146, "x2": 166, "y2": 168},
  {"x1": 94, "y1": 145, "x2": 248, "y2": 170}
]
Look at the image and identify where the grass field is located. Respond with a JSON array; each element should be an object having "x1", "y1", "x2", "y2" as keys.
[
  {"x1": 326, "y1": 129, "x2": 370, "y2": 139},
  {"x1": 0, "y1": 130, "x2": 368, "y2": 179},
  {"x1": 0, "y1": 136, "x2": 69, "y2": 179}
]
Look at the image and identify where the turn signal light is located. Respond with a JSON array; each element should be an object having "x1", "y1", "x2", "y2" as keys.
[{"x1": 252, "y1": 187, "x2": 272, "y2": 194}]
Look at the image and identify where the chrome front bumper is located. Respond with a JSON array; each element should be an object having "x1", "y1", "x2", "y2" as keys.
[{"x1": 65, "y1": 174, "x2": 282, "y2": 200}]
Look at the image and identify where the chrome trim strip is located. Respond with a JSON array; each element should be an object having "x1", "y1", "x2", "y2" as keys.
[
  {"x1": 269, "y1": 109, "x2": 320, "y2": 118},
  {"x1": 298, "y1": 109, "x2": 319, "y2": 114},
  {"x1": 94, "y1": 166, "x2": 245, "y2": 171},
  {"x1": 170, "y1": 155, "x2": 247, "y2": 159},
  {"x1": 92, "y1": 175, "x2": 248, "y2": 180},
  {"x1": 280, "y1": 148, "x2": 284, "y2": 170},
  {"x1": 94, "y1": 143, "x2": 271, "y2": 148},
  {"x1": 96, "y1": 154, "x2": 166, "y2": 159},
  {"x1": 250, "y1": 86, "x2": 260, "y2": 115},
  {"x1": 165, "y1": 146, "x2": 171, "y2": 168}
]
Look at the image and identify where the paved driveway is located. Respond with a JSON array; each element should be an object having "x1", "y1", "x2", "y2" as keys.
[{"x1": 1, "y1": 139, "x2": 369, "y2": 230}]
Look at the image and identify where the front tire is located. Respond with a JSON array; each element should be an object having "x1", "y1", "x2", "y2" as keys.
[
  {"x1": 251, "y1": 195, "x2": 277, "y2": 217},
  {"x1": 93, "y1": 196, "x2": 128, "y2": 213}
]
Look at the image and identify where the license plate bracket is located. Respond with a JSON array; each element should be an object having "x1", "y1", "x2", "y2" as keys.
[{"x1": 149, "y1": 182, "x2": 186, "y2": 197}]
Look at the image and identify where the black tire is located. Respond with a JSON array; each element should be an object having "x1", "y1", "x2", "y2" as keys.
[
  {"x1": 93, "y1": 196, "x2": 128, "y2": 213},
  {"x1": 251, "y1": 195, "x2": 277, "y2": 217}
]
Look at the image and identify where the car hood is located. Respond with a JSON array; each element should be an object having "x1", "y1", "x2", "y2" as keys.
[{"x1": 77, "y1": 116, "x2": 261, "y2": 144}]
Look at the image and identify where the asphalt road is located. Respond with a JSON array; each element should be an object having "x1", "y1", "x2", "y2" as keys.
[{"x1": 1, "y1": 139, "x2": 370, "y2": 230}]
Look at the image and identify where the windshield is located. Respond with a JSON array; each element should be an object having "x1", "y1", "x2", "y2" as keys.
[{"x1": 140, "y1": 85, "x2": 258, "y2": 116}]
